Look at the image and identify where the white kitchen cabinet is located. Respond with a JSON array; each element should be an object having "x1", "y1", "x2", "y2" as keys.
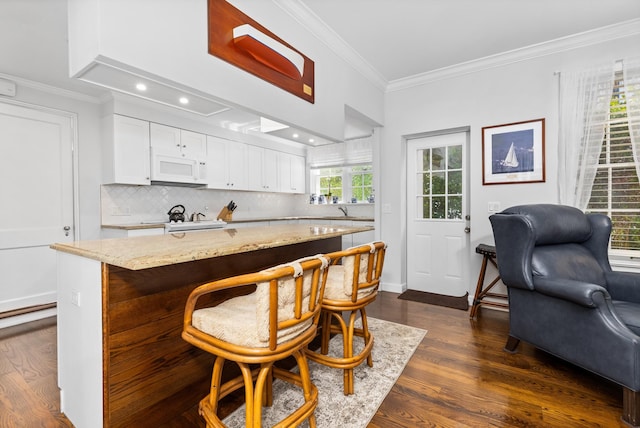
[
  {"x1": 278, "y1": 152, "x2": 306, "y2": 193},
  {"x1": 207, "y1": 136, "x2": 248, "y2": 190},
  {"x1": 103, "y1": 114, "x2": 150, "y2": 185},
  {"x1": 331, "y1": 220, "x2": 375, "y2": 248},
  {"x1": 247, "y1": 146, "x2": 279, "y2": 192},
  {"x1": 150, "y1": 123, "x2": 207, "y2": 158},
  {"x1": 352, "y1": 221, "x2": 375, "y2": 246}
]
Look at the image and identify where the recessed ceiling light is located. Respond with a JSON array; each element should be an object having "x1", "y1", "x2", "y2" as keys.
[
  {"x1": 292, "y1": 133, "x2": 299, "y2": 138},
  {"x1": 135, "y1": 83, "x2": 147, "y2": 91},
  {"x1": 179, "y1": 96, "x2": 189, "y2": 105},
  {"x1": 308, "y1": 138, "x2": 315, "y2": 143}
]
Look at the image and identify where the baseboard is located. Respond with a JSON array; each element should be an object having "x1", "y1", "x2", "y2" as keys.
[
  {"x1": 380, "y1": 281, "x2": 406, "y2": 294},
  {"x1": 0, "y1": 307, "x2": 57, "y2": 329},
  {"x1": 0, "y1": 291, "x2": 57, "y2": 313}
]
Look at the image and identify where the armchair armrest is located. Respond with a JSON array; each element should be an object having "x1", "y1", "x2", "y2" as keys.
[
  {"x1": 605, "y1": 271, "x2": 640, "y2": 303},
  {"x1": 533, "y1": 277, "x2": 610, "y2": 308}
]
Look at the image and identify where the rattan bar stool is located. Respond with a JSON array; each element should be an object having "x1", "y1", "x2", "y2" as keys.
[
  {"x1": 182, "y1": 255, "x2": 329, "y2": 428},
  {"x1": 306, "y1": 241, "x2": 387, "y2": 395}
]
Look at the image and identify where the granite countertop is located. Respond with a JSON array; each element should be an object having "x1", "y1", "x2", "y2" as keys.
[
  {"x1": 51, "y1": 224, "x2": 373, "y2": 271},
  {"x1": 102, "y1": 216, "x2": 374, "y2": 230}
]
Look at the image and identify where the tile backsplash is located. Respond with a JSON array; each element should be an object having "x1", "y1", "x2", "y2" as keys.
[{"x1": 101, "y1": 184, "x2": 374, "y2": 225}]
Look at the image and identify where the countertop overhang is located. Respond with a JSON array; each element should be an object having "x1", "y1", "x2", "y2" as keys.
[{"x1": 51, "y1": 224, "x2": 373, "y2": 270}]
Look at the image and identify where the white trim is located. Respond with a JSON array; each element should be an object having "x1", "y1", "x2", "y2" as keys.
[
  {"x1": 0, "y1": 308, "x2": 57, "y2": 330},
  {"x1": 388, "y1": 18, "x2": 640, "y2": 92},
  {"x1": 380, "y1": 281, "x2": 406, "y2": 294},
  {"x1": 273, "y1": 0, "x2": 388, "y2": 91},
  {"x1": 0, "y1": 72, "x2": 102, "y2": 104},
  {"x1": 274, "y1": 1, "x2": 640, "y2": 92}
]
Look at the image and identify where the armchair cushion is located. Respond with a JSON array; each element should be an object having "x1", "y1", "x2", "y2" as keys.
[
  {"x1": 606, "y1": 271, "x2": 640, "y2": 303},
  {"x1": 532, "y1": 244, "x2": 607, "y2": 286},
  {"x1": 611, "y1": 301, "x2": 640, "y2": 336}
]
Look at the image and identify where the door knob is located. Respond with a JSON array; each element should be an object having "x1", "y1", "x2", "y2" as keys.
[
  {"x1": 464, "y1": 227, "x2": 471, "y2": 233},
  {"x1": 63, "y1": 226, "x2": 71, "y2": 236}
]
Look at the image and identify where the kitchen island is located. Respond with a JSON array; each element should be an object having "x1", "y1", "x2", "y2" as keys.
[{"x1": 51, "y1": 224, "x2": 373, "y2": 428}]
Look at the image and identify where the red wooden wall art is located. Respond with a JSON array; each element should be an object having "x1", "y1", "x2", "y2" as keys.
[{"x1": 207, "y1": 0, "x2": 315, "y2": 103}]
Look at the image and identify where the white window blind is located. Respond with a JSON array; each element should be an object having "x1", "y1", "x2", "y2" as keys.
[{"x1": 307, "y1": 137, "x2": 372, "y2": 167}]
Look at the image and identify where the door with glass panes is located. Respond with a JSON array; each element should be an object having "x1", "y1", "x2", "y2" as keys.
[{"x1": 406, "y1": 131, "x2": 469, "y2": 296}]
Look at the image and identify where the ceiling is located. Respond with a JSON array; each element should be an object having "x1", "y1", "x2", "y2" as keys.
[
  {"x1": 294, "y1": 0, "x2": 640, "y2": 83},
  {"x1": 1, "y1": 0, "x2": 639, "y2": 144}
]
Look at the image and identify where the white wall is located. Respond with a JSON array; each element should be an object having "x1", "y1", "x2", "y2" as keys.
[{"x1": 378, "y1": 33, "x2": 640, "y2": 293}]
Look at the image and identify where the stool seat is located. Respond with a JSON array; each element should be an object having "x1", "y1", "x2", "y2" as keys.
[{"x1": 470, "y1": 244, "x2": 508, "y2": 318}]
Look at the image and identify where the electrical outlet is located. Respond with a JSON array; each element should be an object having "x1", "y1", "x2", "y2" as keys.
[{"x1": 71, "y1": 289, "x2": 80, "y2": 307}]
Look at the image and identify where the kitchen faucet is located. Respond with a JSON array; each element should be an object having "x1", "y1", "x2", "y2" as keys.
[
  {"x1": 190, "y1": 212, "x2": 206, "y2": 222},
  {"x1": 338, "y1": 207, "x2": 348, "y2": 217}
]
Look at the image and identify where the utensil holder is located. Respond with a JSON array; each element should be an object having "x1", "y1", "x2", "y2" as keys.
[{"x1": 217, "y1": 207, "x2": 233, "y2": 222}]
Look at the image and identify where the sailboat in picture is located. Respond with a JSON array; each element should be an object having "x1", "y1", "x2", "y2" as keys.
[{"x1": 503, "y1": 142, "x2": 519, "y2": 168}]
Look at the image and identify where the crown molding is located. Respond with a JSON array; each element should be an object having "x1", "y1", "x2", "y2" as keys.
[
  {"x1": 272, "y1": 0, "x2": 388, "y2": 91},
  {"x1": 0, "y1": 72, "x2": 102, "y2": 104},
  {"x1": 272, "y1": 1, "x2": 640, "y2": 94},
  {"x1": 387, "y1": 17, "x2": 640, "y2": 92}
]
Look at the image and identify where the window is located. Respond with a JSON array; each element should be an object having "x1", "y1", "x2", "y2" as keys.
[
  {"x1": 318, "y1": 167, "x2": 343, "y2": 201},
  {"x1": 587, "y1": 69, "x2": 640, "y2": 251},
  {"x1": 311, "y1": 165, "x2": 373, "y2": 203},
  {"x1": 350, "y1": 165, "x2": 373, "y2": 202},
  {"x1": 416, "y1": 145, "x2": 463, "y2": 220}
]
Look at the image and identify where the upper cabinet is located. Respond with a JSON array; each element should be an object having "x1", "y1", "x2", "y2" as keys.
[
  {"x1": 103, "y1": 114, "x2": 151, "y2": 185},
  {"x1": 149, "y1": 123, "x2": 207, "y2": 159},
  {"x1": 207, "y1": 136, "x2": 248, "y2": 190},
  {"x1": 103, "y1": 115, "x2": 305, "y2": 193},
  {"x1": 247, "y1": 146, "x2": 279, "y2": 192},
  {"x1": 278, "y1": 152, "x2": 306, "y2": 193}
]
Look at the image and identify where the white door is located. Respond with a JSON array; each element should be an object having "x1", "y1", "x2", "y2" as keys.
[
  {"x1": 406, "y1": 131, "x2": 469, "y2": 296},
  {"x1": 0, "y1": 101, "x2": 75, "y2": 313}
]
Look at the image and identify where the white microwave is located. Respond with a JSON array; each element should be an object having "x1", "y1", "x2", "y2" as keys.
[{"x1": 150, "y1": 150, "x2": 207, "y2": 185}]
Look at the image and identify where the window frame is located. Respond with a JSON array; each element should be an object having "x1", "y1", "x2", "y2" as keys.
[{"x1": 310, "y1": 163, "x2": 374, "y2": 204}]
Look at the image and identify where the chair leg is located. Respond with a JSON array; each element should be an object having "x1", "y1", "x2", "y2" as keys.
[
  {"x1": 623, "y1": 387, "x2": 640, "y2": 427},
  {"x1": 293, "y1": 350, "x2": 318, "y2": 428},
  {"x1": 360, "y1": 308, "x2": 373, "y2": 368},
  {"x1": 504, "y1": 335, "x2": 520, "y2": 353},
  {"x1": 320, "y1": 311, "x2": 331, "y2": 355},
  {"x1": 199, "y1": 356, "x2": 225, "y2": 426},
  {"x1": 236, "y1": 363, "x2": 257, "y2": 428},
  {"x1": 253, "y1": 363, "x2": 274, "y2": 428}
]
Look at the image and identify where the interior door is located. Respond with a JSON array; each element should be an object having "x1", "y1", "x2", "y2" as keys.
[
  {"x1": 406, "y1": 131, "x2": 469, "y2": 296},
  {"x1": 0, "y1": 101, "x2": 74, "y2": 313}
]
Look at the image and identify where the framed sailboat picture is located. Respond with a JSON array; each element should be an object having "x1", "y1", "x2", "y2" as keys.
[{"x1": 482, "y1": 118, "x2": 545, "y2": 185}]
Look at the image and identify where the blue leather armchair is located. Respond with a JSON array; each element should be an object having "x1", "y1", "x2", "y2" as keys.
[{"x1": 489, "y1": 204, "x2": 640, "y2": 426}]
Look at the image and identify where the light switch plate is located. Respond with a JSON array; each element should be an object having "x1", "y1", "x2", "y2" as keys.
[{"x1": 488, "y1": 201, "x2": 501, "y2": 213}]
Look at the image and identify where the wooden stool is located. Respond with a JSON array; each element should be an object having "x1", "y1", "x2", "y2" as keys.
[{"x1": 470, "y1": 244, "x2": 508, "y2": 318}]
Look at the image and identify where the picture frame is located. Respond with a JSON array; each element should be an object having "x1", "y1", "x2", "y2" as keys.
[{"x1": 482, "y1": 118, "x2": 545, "y2": 185}]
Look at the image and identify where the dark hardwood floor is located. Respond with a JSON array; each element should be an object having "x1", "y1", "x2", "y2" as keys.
[{"x1": 0, "y1": 291, "x2": 625, "y2": 427}]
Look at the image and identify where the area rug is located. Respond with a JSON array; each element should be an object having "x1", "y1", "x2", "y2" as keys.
[
  {"x1": 222, "y1": 317, "x2": 427, "y2": 428},
  {"x1": 398, "y1": 289, "x2": 469, "y2": 311}
]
